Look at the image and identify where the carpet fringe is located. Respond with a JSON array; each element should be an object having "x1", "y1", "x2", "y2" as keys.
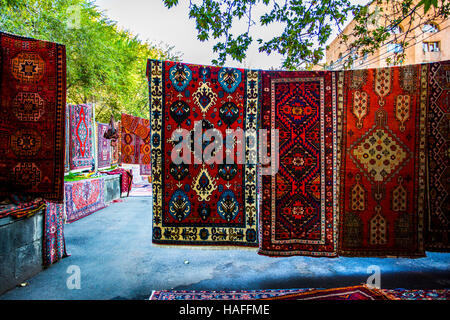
[{"x1": 151, "y1": 243, "x2": 259, "y2": 251}]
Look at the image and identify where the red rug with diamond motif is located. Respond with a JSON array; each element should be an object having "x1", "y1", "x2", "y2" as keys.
[
  {"x1": 258, "y1": 70, "x2": 339, "y2": 257},
  {"x1": 69, "y1": 104, "x2": 94, "y2": 171},
  {"x1": 337, "y1": 65, "x2": 427, "y2": 257}
]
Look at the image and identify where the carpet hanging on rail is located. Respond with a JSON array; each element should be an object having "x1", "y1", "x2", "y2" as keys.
[
  {"x1": 258, "y1": 71, "x2": 339, "y2": 257},
  {"x1": 425, "y1": 60, "x2": 450, "y2": 252},
  {"x1": 120, "y1": 113, "x2": 150, "y2": 165},
  {"x1": 147, "y1": 59, "x2": 259, "y2": 247},
  {"x1": 68, "y1": 104, "x2": 94, "y2": 171},
  {"x1": 0, "y1": 31, "x2": 66, "y2": 201},
  {"x1": 97, "y1": 122, "x2": 111, "y2": 169},
  {"x1": 110, "y1": 121, "x2": 121, "y2": 166},
  {"x1": 337, "y1": 65, "x2": 427, "y2": 257},
  {"x1": 64, "y1": 177, "x2": 106, "y2": 223},
  {"x1": 64, "y1": 105, "x2": 70, "y2": 173}
]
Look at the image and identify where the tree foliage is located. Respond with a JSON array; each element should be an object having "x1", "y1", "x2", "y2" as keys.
[
  {"x1": 0, "y1": 0, "x2": 181, "y2": 122},
  {"x1": 163, "y1": 0, "x2": 448, "y2": 70}
]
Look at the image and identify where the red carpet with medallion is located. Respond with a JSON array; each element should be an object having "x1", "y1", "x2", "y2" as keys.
[{"x1": 337, "y1": 65, "x2": 427, "y2": 257}]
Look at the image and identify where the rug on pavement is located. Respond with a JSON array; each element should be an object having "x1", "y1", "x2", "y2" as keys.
[
  {"x1": 258, "y1": 70, "x2": 339, "y2": 257},
  {"x1": 262, "y1": 285, "x2": 390, "y2": 300},
  {"x1": 0, "y1": 31, "x2": 66, "y2": 201},
  {"x1": 64, "y1": 177, "x2": 106, "y2": 223},
  {"x1": 381, "y1": 288, "x2": 450, "y2": 300},
  {"x1": 149, "y1": 289, "x2": 314, "y2": 300},
  {"x1": 337, "y1": 65, "x2": 427, "y2": 257},
  {"x1": 147, "y1": 59, "x2": 259, "y2": 247}
]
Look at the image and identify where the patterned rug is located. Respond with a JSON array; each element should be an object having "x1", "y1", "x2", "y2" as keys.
[
  {"x1": 259, "y1": 71, "x2": 338, "y2": 257},
  {"x1": 65, "y1": 105, "x2": 70, "y2": 173},
  {"x1": 110, "y1": 120, "x2": 121, "y2": 166},
  {"x1": 121, "y1": 113, "x2": 150, "y2": 165},
  {"x1": 69, "y1": 104, "x2": 94, "y2": 171},
  {"x1": 0, "y1": 31, "x2": 66, "y2": 201},
  {"x1": 262, "y1": 285, "x2": 390, "y2": 300},
  {"x1": 147, "y1": 60, "x2": 259, "y2": 247},
  {"x1": 149, "y1": 289, "x2": 313, "y2": 300},
  {"x1": 149, "y1": 288, "x2": 450, "y2": 300},
  {"x1": 100, "y1": 168, "x2": 133, "y2": 197},
  {"x1": 0, "y1": 196, "x2": 46, "y2": 219},
  {"x1": 64, "y1": 177, "x2": 106, "y2": 223},
  {"x1": 337, "y1": 66, "x2": 427, "y2": 257},
  {"x1": 97, "y1": 122, "x2": 111, "y2": 169},
  {"x1": 43, "y1": 201, "x2": 68, "y2": 266},
  {"x1": 426, "y1": 61, "x2": 450, "y2": 252},
  {"x1": 382, "y1": 289, "x2": 450, "y2": 300}
]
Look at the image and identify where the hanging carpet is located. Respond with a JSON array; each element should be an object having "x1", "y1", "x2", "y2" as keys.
[
  {"x1": 97, "y1": 122, "x2": 111, "y2": 169},
  {"x1": 337, "y1": 65, "x2": 427, "y2": 257},
  {"x1": 425, "y1": 61, "x2": 450, "y2": 251},
  {"x1": 0, "y1": 31, "x2": 66, "y2": 201},
  {"x1": 258, "y1": 71, "x2": 339, "y2": 257},
  {"x1": 68, "y1": 104, "x2": 94, "y2": 171},
  {"x1": 120, "y1": 113, "x2": 150, "y2": 165},
  {"x1": 43, "y1": 201, "x2": 68, "y2": 265},
  {"x1": 147, "y1": 59, "x2": 259, "y2": 247}
]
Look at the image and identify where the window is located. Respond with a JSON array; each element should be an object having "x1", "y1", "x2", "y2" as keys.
[
  {"x1": 422, "y1": 23, "x2": 439, "y2": 33},
  {"x1": 423, "y1": 42, "x2": 440, "y2": 52},
  {"x1": 387, "y1": 43, "x2": 403, "y2": 53}
]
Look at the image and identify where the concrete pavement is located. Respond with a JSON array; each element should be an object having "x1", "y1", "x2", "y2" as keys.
[{"x1": 1, "y1": 196, "x2": 449, "y2": 300}]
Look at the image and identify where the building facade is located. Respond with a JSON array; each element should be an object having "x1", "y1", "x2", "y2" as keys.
[{"x1": 326, "y1": 1, "x2": 449, "y2": 70}]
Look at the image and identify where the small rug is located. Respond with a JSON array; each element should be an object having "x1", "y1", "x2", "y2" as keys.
[
  {"x1": 100, "y1": 168, "x2": 133, "y2": 197},
  {"x1": 337, "y1": 65, "x2": 427, "y2": 257},
  {"x1": 262, "y1": 285, "x2": 390, "y2": 300},
  {"x1": 0, "y1": 31, "x2": 66, "y2": 201},
  {"x1": 147, "y1": 59, "x2": 259, "y2": 247},
  {"x1": 69, "y1": 104, "x2": 94, "y2": 171},
  {"x1": 43, "y1": 201, "x2": 69, "y2": 266},
  {"x1": 149, "y1": 289, "x2": 313, "y2": 300},
  {"x1": 259, "y1": 71, "x2": 339, "y2": 257},
  {"x1": 97, "y1": 122, "x2": 111, "y2": 169},
  {"x1": 65, "y1": 177, "x2": 106, "y2": 223},
  {"x1": 426, "y1": 61, "x2": 450, "y2": 251}
]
